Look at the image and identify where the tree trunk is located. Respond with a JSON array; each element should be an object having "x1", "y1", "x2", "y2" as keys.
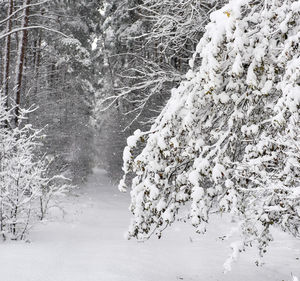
[
  {"x1": 14, "y1": 0, "x2": 30, "y2": 126},
  {"x1": 2, "y1": 0, "x2": 14, "y2": 109},
  {"x1": 33, "y1": 31, "x2": 42, "y2": 95}
]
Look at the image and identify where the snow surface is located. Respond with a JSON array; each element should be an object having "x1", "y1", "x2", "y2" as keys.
[{"x1": 0, "y1": 168, "x2": 299, "y2": 281}]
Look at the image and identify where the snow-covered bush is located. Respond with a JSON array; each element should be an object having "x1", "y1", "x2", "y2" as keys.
[
  {"x1": 120, "y1": 0, "x2": 300, "y2": 255},
  {"x1": 0, "y1": 98, "x2": 69, "y2": 240}
]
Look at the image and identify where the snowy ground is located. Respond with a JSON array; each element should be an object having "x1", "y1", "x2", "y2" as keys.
[{"x1": 0, "y1": 168, "x2": 299, "y2": 281}]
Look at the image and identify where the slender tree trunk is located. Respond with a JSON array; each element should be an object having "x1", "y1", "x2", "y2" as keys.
[
  {"x1": 33, "y1": 31, "x2": 42, "y2": 95},
  {"x1": 2, "y1": 0, "x2": 14, "y2": 109},
  {"x1": 14, "y1": 0, "x2": 30, "y2": 126}
]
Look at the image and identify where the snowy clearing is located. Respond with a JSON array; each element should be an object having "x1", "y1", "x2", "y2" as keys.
[{"x1": 0, "y1": 169, "x2": 299, "y2": 281}]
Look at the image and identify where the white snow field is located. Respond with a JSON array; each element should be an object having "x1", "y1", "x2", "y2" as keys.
[{"x1": 0, "y1": 168, "x2": 299, "y2": 281}]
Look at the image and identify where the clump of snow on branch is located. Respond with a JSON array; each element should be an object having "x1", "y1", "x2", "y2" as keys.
[{"x1": 119, "y1": 0, "x2": 300, "y2": 255}]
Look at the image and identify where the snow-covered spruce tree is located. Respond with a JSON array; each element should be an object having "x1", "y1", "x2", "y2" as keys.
[
  {"x1": 0, "y1": 98, "x2": 68, "y2": 240},
  {"x1": 120, "y1": 0, "x2": 300, "y2": 255}
]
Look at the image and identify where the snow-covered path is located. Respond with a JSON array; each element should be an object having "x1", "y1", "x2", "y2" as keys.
[{"x1": 0, "y1": 169, "x2": 299, "y2": 281}]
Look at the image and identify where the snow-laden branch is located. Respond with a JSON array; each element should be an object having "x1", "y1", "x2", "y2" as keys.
[
  {"x1": 0, "y1": 0, "x2": 50, "y2": 26},
  {"x1": 120, "y1": 0, "x2": 300, "y2": 261},
  {"x1": 0, "y1": 25, "x2": 69, "y2": 40}
]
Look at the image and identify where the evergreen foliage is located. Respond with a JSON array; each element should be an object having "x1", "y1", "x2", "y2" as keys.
[{"x1": 120, "y1": 0, "x2": 300, "y2": 255}]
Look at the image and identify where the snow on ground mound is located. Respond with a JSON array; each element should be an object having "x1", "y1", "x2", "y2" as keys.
[{"x1": 0, "y1": 168, "x2": 299, "y2": 281}]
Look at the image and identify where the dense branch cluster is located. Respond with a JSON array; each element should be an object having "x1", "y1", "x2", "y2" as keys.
[{"x1": 0, "y1": 98, "x2": 69, "y2": 240}]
